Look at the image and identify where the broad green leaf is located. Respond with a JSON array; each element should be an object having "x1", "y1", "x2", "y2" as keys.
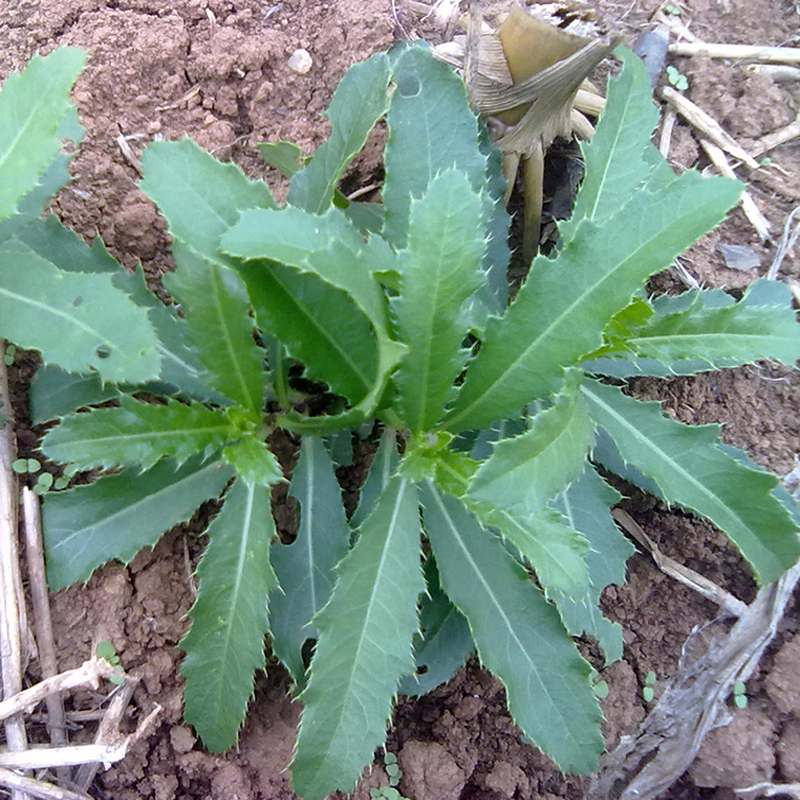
[
  {"x1": 222, "y1": 435, "x2": 283, "y2": 488},
  {"x1": 351, "y1": 427, "x2": 399, "y2": 527},
  {"x1": 582, "y1": 379, "x2": 800, "y2": 583},
  {"x1": 552, "y1": 466, "x2": 633, "y2": 663},
  {"x1": 0, "y1": 240, "x2": 160, "y2": 383},
  {"x1": 13, "y1": 215, "x2": 119, "y2": 274},
  {"x1": 42, "y1": 457, "x2": 234, "y2": 590},
  {"x1": 165, "y1": 245, "x2": 265, "y2": 415},
  {"x1": 235, "y1": 259, "x2": 381, "y2": 406},
  {"x1": 30, "y1": 366, "x2": 119, "y2": 424},
  {"x1": 0, "y1": 155, "x2": 72, "y2": 242},
  {"x1": 140, "y1": 137, "x2": 276, "y2": 262},
  {"x1": 445, "y1": 171, "x2": 741, "y2": 431},
  {"x1": 398, "y1": 557, "x2": 473, "y2": 697},
  {"x1": 597, "y1": 280, "x2": 800, "y2": 370},
  {"x1": 270, "y1": 437, "x2": 350, "y2": 684},
  {"x1": 42, "y1": 396, "x2": 233, "y2": 471},
  {"x1": 181, "y1": 479, "x2": 278, "y2": 752},
  {"x1": 0, "y1": 48, "x2": 85, "y2": 220},
  {"x1": 288, "y1": 53, "x2": 391, "y2": 214},
  {"x1": 221, "y1": 206, "x2": 393, "y2": 331},
  {"x1": 571, "y1": 48, "x2": 660, "y2": 226},
  {"x1": 475, "y1": 504, "x2": 591, "y2": 599},
  {"x1": 258, "y1": 140, "x2": 303, "y2": 178},
  {"x1": 468, "y1": 370, "x2": 594, "y2": 511},
  {"x1": 420, "y1": 483, "x2": 603, "y2": 774},
  {"x1": 393, "y1": 169, "x2": 485, "y2": 432},
  {"x1": 383, "y1": 44, "x2": 487, "y2": 248},
  {"x1": 292, "y1": 478, "x2": 423, "y2": 800}
]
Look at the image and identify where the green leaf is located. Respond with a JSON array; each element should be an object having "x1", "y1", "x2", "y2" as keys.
[
  {"x1": 235, "y1": 259, "x2": 382, "y2": 407},
  {"x1": 0, "y1": 48, "x2": 85, "y2": 220},
  {"x1": 30, "y1": 366, "x2": 119, "y2": 424},
  {"x1": 582, "y1": 379, "x2": 800, "y2": 583},
  {"x1": 0, "y1": 240, "x2": 160, "y2": 383},
  {"x1": 351, "y1": 427, "x2": 399, "y2": 527},
  {"x1": 222, "y1": 435, "x2": 283, "y2": 488},
  {"x1": 292, "y1": 477, "x2": 423, "y2": 800},
  {"x1": 420, "y1": 483, "x2": 603, "y2": 774},
  {"x1": 221, "y1": 206, "x2": 394, "y2": 333},
  {"x1": 181, "y1": 479, "x2": 278, "y2": 752},
  {"x1": 393, "y1": 169, "x2": 485, "y2": 432},
  {"x1": 468, "y1": 370, "x2": 594, "y2": 511},
  {"x1": 288, "y1": 53, "x2": 391, "y2": 214},
  {"x1": 474, "y1": 504, "x2": 591, "y2": 600},
  {"x1": 140, "y1": 137, "x2": 276, "y2": 262},
  {"x1": 445, "y1": 171, "x2": 741, "y2": 431},
  {"x1": 270, "y1": 437, "x2": 351, "y2": 684},
  {"x1": 165, "y1": 245, "x2": 265, "y2": 415},
  {"x1": 42, "y1": 396, "x2": 233, "y2": 471},
  {"x1": 551, "y1": 466, "x2": 633, "y2": 663},
  {"x1": 258, "y1": 140, "x2": 303, "y2": 178},
  {"x1": 383, "y1": 44, "x2": 487, "y2": 249},
  {"x1": 599, "y1": 280, "x2": 800, "y2": 370},
  {"x1": 571, "y1": 48, "x2": 660, "y2": 226},
  {"x1": 42, "y1": 456, "x2": 234, "y2": 590},
  {"x1": 398, "y1": 557, "x2": 473, "y2": 696}
]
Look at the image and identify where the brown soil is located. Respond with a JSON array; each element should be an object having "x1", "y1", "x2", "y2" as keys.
[{"x1": 2, "y1": 0, "x2": 800, "y2": 799}]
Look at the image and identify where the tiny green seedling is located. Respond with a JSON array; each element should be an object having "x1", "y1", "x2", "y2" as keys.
[
  {"x1": 3, "y1": 344, "x2": 15, "y2": 366},
  {"x1": 95, "y1": 640, "x2": 126, "y2": 686},
  {"x1": 666, "y1": 65, "x2": 689, "y2": 91},
  {"x1": 664, "y1": 4, "x2": 682, "y2": 14},
  {"x1": 12, "y1": 458, "x2": 40, "y2": 474},
  {"x1": 642, "y1": 670, "x2": 657, "y2": 703},
  {"x1": 593, "y1": 680, "x2": 610, "y2": 699},
  {"x1": 732, "y1": 680, "x2": 748, "y2": 709}
]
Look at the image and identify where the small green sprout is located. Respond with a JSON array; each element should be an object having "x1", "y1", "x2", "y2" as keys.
[
  {"x1": 666, "y1": 66, "x2": 688, "y2": 91},
  {"x1": 664, "y1": 4, "x2": 682, "y2": 14},
  {"x1": 732, "y1": 680, "x2": 748, "y2": 709},
  {"x1": 96, "y1": 640, "x2": 126, "y2": 686},
  {"x1": 643, "y1": 670, "x2": 657, "y2": 703},
  {"x1": 12, "y1": 458, "x2": 41, "y2": 474},
  {"x1": 3, "y1": 345, "x2": 16, "y2": 366}
]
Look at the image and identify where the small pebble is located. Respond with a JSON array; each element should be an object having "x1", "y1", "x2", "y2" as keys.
[{"x1": 287, "y1": 48, "x2": 313, "y2": 75}]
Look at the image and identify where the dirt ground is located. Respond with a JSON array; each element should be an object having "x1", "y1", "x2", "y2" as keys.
[{"x1": 2, "y1": 0, "x2": 800, "y2": 798}]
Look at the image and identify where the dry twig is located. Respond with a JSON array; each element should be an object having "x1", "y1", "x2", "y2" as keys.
[
  {"x1": 766, "y1": 204, "x2": 800, "y2": 280},
  {"x1": 669, "y1": 42, "x2": 800, "y2": 63},
  {"x1": 752, "y1": 115, "x2": 800, "y2": 158},
  {"x1": 0, "y1": 768, "x2": 93, "y2": 800}
]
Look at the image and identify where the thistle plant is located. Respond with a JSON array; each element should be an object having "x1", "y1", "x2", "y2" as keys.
[{"x1": 26, "y1": 43, "x2": 800, "y2": 800}]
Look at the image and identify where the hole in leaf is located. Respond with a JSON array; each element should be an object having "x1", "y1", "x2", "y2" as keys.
[
  {"x1": 415, "y1": 664, "x2": 428, "y2": 675},
  {"x1": 396, "y1": 73, "x2": 420, "y2": 98},
  {"x1": 95, "y1": 344, "x2": 112, "y2": 359},
  {"x1": 70, "y1": 296, "x2": 83, "y2": 308}
]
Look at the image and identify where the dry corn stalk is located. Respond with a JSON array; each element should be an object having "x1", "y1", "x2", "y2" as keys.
[{"x1": 431, "y1": 1, "x2": 619, "y2": 262}]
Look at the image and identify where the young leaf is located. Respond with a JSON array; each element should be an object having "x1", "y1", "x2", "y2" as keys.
[
  {"x1": 165, "y1": 245, "x2": 265, "y2": 416},
  {"x1": 234, "y1": 259, "x2": 382, "y2": 407},
  {"x1": 474, "y1": 504, "x2": 591, "y2": 600},
  {"x1": 0, "y1": 240, "x2": 160, "y2": 383},
  {"x1": 582, "y1": 379, "x2": 800, "y2": 583},
  {"x1": 258, "y1": 140, "x2": 303, "y2": 179},
  {"x1": 445, "y1": 171, "x2": 741, "y2": 431},
  {"x1": 270, "y1": 437, "x2": 351, "y2": 684},
  {"x1": 42, "y1": 457, "x2": 234, "y2": 590},
  {"x1": 288, "y1": 53, "x2": 391, "y2": 214},
  {"x1": 351, "y1": 427, "x2": 399, "y2": 527},
  {"x1": 598, "y1": 280, "x2": 800, "y2": 370},
  {"x1": 30, "y1": 366, "x2": 119, "y2": 424},
  {"x1": 292, "y1": 477, "x2": 423, "y2": 800},
  {"x1": 551, "y1": 466, "x2": 633, "y2": 664},
  {"x1": 383, "y1": 44, "x2": 487, "y2": 248},
  {"x1": 468, "y1": 369, "x2": 594, "y2": 511},
  {"x1": 398, "y1": 557, "x2": 473, "y2": 697},
  {"x1": 570, "y1": 48, "x2": 660, "y2": 226},
  {"x1": 140, "y1": 137, "x2": 276, "y2": 263},
  {"x1": 222, "y1": 435, "x2": 283, "y2": 488},
  {"x1": 420, "y1": 483, "x2": 603, "y2": 774},
  {"x1": 42, "y1": 396, "x2": 233, "y2": 472},
  {"x1": 393, "y1": 169, "x2": 485, "y2": 432},
  {"x1": 0, "y1": 48, "x2": 86, "y2": 220},
  {"x1": 181, "y1": 479, "x2": 278, "y2": 752}
]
